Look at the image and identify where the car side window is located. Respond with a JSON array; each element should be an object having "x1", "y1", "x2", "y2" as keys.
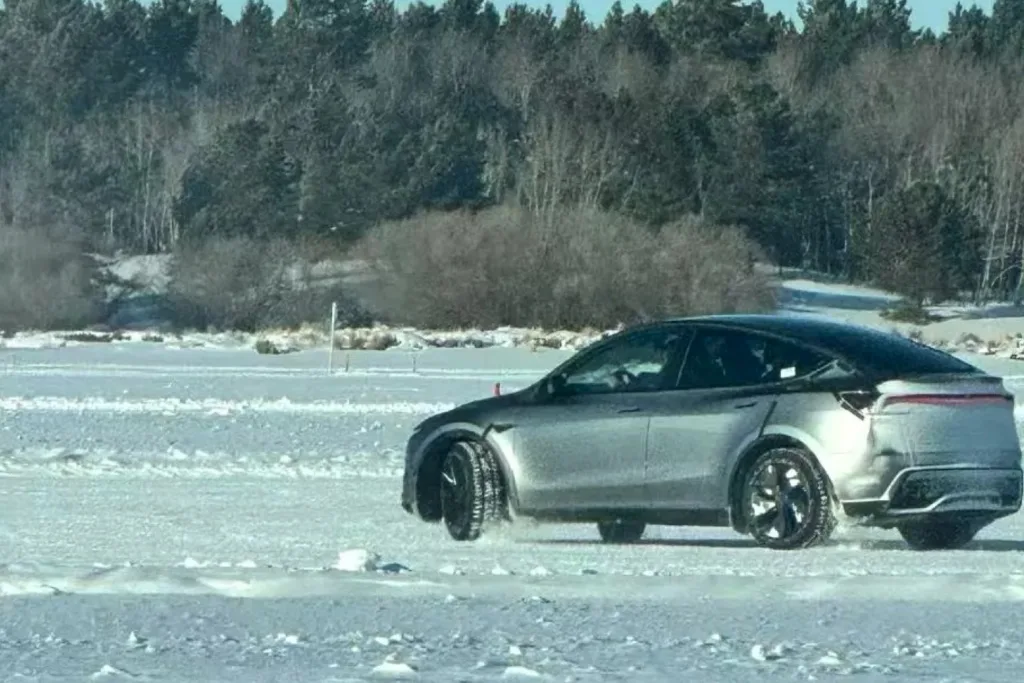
[
  {"x1": 677, "y1": 329, "x2": 831, "y2": 390},
  {"x1": 559, "y1": 329, "x2": 689, "y2": 395}
]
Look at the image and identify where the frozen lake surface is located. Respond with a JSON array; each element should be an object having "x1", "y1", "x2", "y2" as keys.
[{"x1": 4, "y1": 342, "x2": 1024, "y2": 681}]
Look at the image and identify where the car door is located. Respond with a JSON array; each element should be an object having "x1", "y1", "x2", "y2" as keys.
[
  {"x1": 644, "y1": 326, "x2": 781, "y2": 510},
  {"x1": 511, "y1": 326, "x2": 691, "y2": 514}
]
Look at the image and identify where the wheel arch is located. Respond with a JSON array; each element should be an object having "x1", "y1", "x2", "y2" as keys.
[
  {"x1": 726, "y1": 432, "x2": 837, "y2": 533},
  {"x1": 415, "y1": 423, "x2": 518, "y2": 522}
]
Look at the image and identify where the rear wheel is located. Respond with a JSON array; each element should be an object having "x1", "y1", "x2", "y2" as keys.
[
  {"x1": 897, "y1": 519, "x2": 977, "y2": 550},
  {"x1": 439, "y1": 440, "x2": 506, "y2": 541},
  {"x1": 740, "y1": 447, "x2": 835, "y2": 550},
  {"x1": 597, "y1": 520, "x2": 646, "y2": 543}
]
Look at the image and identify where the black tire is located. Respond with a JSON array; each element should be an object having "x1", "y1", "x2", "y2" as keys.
[
  {"x1": 897, "y1": 519, "x2": 978, "y2": 550},
  {"x1": 740, "y1": 447, "x2": 835, "y2": 550},
  {"x1": 439, "y1": 439, "x2": 506, "y2": 541},
  {"x1": 597, "y1": 520, "x2": 646, "y2": 543}
]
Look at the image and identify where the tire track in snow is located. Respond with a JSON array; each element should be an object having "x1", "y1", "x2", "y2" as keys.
[{"x1": 0, "y1": 396, "x2": 456, "y2": 415}]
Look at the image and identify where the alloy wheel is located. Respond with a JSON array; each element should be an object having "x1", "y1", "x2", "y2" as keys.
[{"x1": 747, "y1": 460, "x2": 812, "y2": 542}]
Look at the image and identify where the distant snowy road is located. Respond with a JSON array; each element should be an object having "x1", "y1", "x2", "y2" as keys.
[{"x1": 4, "y1": 343, "x2": 1024, "y2": 681}]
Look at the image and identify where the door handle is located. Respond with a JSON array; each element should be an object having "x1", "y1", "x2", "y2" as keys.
[
  {"x1": 733, "y1": 401, "x2": 757, "y2": 409},
  {"x1": 617, "y1": 406, "x2": 642, "y2": 413}
]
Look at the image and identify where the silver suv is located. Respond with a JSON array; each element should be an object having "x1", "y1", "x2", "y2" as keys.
[{"x1": 401, "y1": 315, "x2": 1023, "y2": 550}]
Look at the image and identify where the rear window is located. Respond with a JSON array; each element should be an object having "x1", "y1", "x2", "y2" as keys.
[{"x1": 799, "y1": 325, "x2": 978, "y2": 377}]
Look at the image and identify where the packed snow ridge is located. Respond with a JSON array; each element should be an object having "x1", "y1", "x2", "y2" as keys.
[
  {"x1": 0, "y1": 396, "x2": 455, "y2": 416},
  {"x1": 0, "y1": 324, "x2": 610, "y2": 354}
]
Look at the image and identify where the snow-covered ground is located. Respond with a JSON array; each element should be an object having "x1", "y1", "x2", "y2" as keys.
[{"x1": 5, "y1": 340, "x2": 1024, "y2": 682}]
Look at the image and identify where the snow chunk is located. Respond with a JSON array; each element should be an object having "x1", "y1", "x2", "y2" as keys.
[
  {"x1": 502, "y1": 665, "x2": 544, "y2": 679},
  {"x1": 90, "y1": 664, "x2": 138, "y2": 679},
  {"x1": 333, "y1": 548, "x2": 380, "y2": 572},
  {"x1": 751, "y1": 643, "x2": 787, "y2": 661},
  {"x1": 274, "y1": 632, "x2": 303, "y2": 645},
  {"x1": 817, "y1": 652, "x2": 843, "y2": 668},
  {"x1": 371, "y1": 659, "x2": 418, "y2": 677}
]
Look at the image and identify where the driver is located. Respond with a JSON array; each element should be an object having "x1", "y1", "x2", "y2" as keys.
[{"x1": 610, "y1": 334, "x2": 681, "y2": 391}]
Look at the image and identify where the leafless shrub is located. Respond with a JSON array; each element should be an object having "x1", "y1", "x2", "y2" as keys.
[
  {"x1": 167, "y1": 237, "x2": 369, "y2": 332},
  {"x1": 0, "y1": 224, "x2": 103, "y2": 332},
  {"x1": 358, "y1": 205, "x2": 774, "y2": 330}
]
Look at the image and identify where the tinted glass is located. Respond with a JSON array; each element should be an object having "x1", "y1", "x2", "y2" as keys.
[
  {"x1": 765, "y1": 320, "x2": 977, "y2": 376},
  {"x1": 677, "y1": 329, "x2": 832, "y2": 390},
  {"x1": 560, "y1": 328, "x2": 690, "y2": 395}
]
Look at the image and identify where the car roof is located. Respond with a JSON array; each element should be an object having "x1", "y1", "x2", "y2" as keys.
[
  {"x1": 668, "y1": 313, "x2": 879, "y2": 338},
  {"x1": 652, "y1": 313, "x2": 979, "y2": 376}
]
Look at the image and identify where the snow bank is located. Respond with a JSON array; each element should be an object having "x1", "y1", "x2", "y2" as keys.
[
  {"x1": 0, "y1": 324, "x2": 608, "y2": 354},
  {"x1": 11, "y1": 270, "x2": 1024, "y2": 359},
  {"x1": 10, "y1": 315, "x2": 1024, "y2": 360}
]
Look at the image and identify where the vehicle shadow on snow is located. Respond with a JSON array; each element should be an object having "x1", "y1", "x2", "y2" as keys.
[
  {"x1": 528, "y1": 538, "x2": 758, "y2": 549},
  {"x1": 526, "y1": 537, "x2": 1024, "y2": 552},
  {"x1": 845, "y1": 538, "x2": 1024, "y2": 553}
]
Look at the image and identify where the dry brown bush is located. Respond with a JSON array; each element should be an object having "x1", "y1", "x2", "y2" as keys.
[
  {"x1": 0, "y1": 224, "x2": 103, "y2": 331},
  {"x1": 168, "y1": 237, "x2": 369, "y2": 332},
  {"x1": 358, "y1": 206, "x2": 774, "y2": 329}
]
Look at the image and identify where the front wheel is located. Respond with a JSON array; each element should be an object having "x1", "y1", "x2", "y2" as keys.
[
  {"x1": 439, "y1": 439, "x2": 506, "y2": 541},
  {"x1": 740, "y1": 447, "x2": 835, "y2": 550},
  {"x1": 897, "y1": 519, "x2": 977, "y2": 550},
  {"x1": 597, "y1": 520, "x2": 646, "y2": 543}
]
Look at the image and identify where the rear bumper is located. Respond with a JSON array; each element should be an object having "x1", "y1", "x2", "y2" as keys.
[{"x1": 841, "y1": 466, "x2": 1023, "y2": 525}]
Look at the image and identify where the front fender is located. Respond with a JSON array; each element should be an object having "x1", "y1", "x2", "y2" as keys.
[{"x1": 406, "y1": 420, "x2": 521, "y2": 519}]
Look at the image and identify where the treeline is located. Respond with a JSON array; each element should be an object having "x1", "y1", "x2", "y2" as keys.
[{"x1": 3, "y1": 0, "x2": 1024, "y2": 331}]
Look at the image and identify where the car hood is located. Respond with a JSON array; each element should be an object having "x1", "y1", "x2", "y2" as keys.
[{"x1": 414, "y1": 386, "x2": 535, "y2": 432}]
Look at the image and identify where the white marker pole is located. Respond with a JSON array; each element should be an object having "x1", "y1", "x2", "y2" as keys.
[{"x1": 328, "y1": 301, "x2": 338, "y2": 374}]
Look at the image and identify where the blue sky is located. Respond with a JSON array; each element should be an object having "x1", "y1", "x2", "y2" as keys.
[{"x1": 222, "y1": 0, "x2": 995, "y2": 32}]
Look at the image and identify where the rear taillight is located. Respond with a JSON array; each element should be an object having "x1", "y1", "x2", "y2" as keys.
[
  {"x1": 837, "y1": 390, "x2": 879, "y2": 419},
  {"x1": 882, "y1": 393, "x2": 1012, "y2": 407}
]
